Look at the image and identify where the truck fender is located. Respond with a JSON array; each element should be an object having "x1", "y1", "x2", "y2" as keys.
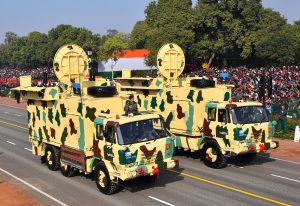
[{"x1": 93, "y1": 159, "x2": 116, "y2": 181}]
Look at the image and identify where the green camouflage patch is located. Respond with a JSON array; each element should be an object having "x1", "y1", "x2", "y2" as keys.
[
  {"x1": 159, "y1": 99, "x2": 165, "y2": 112},
  {"x1": 36, "y1": 106, "x2": 40, "y2": 120},
  {"x1": 49, "y1": 88, "x2": 57, "y2": 98},
  {"x1": 38, "y1": 127, "x2": 43, "y2": 141},
  {"x1": 55, "y1": 111, "x2": 60, "y2": 126},
  {"x1": 216, "y1": 125, "x2": 230, "y2": 147},
  {"x1": 48, "y1": 108, "x2": 53, "y2": 123},
  {"x1": 137, "y1": 95, "x2": 141, "y2": 107},
  {"x1": 166, "y1": 91, "x2": 173, "y2": 104},
  {"x1": 165, "y1": 112, "x2": 174, "y2": 130},
  {"x1": 196, "y1": 90, "x2": 203, "y2": 103},
  {"x1": 155, "y1": 151, "x2": 167, "y2": 170},
  {"x1": 78, "y1": 117, "x2": 85, "y2": 151},
  {"x1": 77, "y1": 102, "x2": 83, "y2": 115},
  {"x1": 224, "y1": 92, "x2": 230, "y2": 101},
  {"x1": 144, "y1": 99, "x2": 149, "y2": 110},
  {"x1": 86, "y1": 106, "x2": 96, "y2": 122},
  {"x1": 60, "y1": 104, "x2": 67, "y2": 117},
  {"x1": 43, "y1": 112, "x2": 46, "y2": 124},
  {"x1": 175, "y1": 136, "x2": 182, "y2": 149},
  {"x1": 187, "y1": 90, "x2": 194, "y2": 102},
  {"x1": 233, "y1": 128, "x2": 249, "y2": 141},
  {"x1": 165, "y1": 137, "x2": 174, "y2": 159},
  {"x1": 43, "y1": 126, "x2": 50, "y2": 142},
  {"x1": 186, "y1": 103, "x2": 194, "y2": 134},
  {"x1": 118, "y1": 147, "x2": 138, "y2": 165},
  {"x1": 151, "y1": 96, "x2": 157, "y2": 109},
  {"x1": 155, "y1": 79, "x2": 162, "y2": 87},
  {"x1": 104, "y1": 145, "x2": 114, "y2": 161},
  {"x1": 61, "y1": 127, "x2": 68, "y2": 145}
]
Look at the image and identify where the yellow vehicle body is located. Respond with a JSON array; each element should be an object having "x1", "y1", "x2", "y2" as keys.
[
  {"x1": 15, "y1": 44, "x2": 176, "y2": 194},
  {"x1": 117, "y1": 43, "x2": 278, "y2": 168}
]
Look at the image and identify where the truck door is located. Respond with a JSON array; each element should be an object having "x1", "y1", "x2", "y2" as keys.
[{"x1": 94, "y1": 121, "x2": 116, "y2": 162}]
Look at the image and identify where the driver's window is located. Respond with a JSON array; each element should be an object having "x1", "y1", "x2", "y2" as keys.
[
  {"x1": 208, "y1": 108, "x2": 216, "y2": 121},
  {"x1": 106, "y1": 126, "x2": 115, "y2": 144},
  {"x1": 96, "y1": 124, "x2": 104, "y2": 140}
]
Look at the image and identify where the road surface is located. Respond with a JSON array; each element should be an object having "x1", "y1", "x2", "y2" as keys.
[{"x1": 0, "y1": 104, "x2": 299, "y2": 206}]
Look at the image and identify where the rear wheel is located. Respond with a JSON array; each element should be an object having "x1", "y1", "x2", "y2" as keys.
[
  {"x1": 45, "y1": 145, "x2": 60, "y2": 171},
  {"x1": 235, "y1": 153, "x2": 257, "y2": 164},
  {"x1": 201, "y1": 140, "x2": 227, "y2": 169},
  {"x1": 94, "y1": 162, "x2": 119, "y2": 195},
  {"x1": 60, "y1": 161, "x2": 77, "y2": 177}
]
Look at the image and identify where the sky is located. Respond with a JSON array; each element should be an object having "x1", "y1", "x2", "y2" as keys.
[{"x1": 0, "y1": 0, "x2": 299, "y2": 43}]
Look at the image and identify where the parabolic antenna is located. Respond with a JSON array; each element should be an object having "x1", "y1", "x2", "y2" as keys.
[
  {"x1": 157, "y1": 43, "x2": 185, "y2": 80},
  {"x1": 53, "y1": 44, "x2": 89, "y2": 86}
]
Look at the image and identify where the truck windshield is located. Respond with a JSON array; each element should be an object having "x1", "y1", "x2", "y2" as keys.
[
  {"x1": 116, "y1": 118, "x2": 169, "y2": 145},
  {"x1": 231, "y1": 106, "x2": 269, "y2": 124}
]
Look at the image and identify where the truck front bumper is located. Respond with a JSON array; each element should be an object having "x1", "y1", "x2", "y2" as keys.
[{"x1": 113, "y1": 158, "x2": 177, "y2": 181}]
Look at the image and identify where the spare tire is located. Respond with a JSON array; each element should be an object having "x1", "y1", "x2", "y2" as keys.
[
  {"x1": 190, "y1": 79, "x2": 215, "y2": 88},
  {"x1": 88, "y1": 86, "x2": 117, "y2": 97}
]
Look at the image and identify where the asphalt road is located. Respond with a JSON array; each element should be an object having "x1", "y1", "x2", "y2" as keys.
[{"x1": 0, "y1": 104, "x2": 299, "y2": 206}]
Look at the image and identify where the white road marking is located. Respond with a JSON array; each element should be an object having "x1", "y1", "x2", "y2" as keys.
[
  {"x1": 24, "y1": 148, "x2": 32, "y2": 152},
  {"x1": 0, "y1": 168, "x2": 69, "y2": 206},
  {"x1": 4, "y1": 111, "x2": 9, "y2": 114},
  {"x1": 14, "y1": 114, "x2": 22, "y2": 117},
  {"x1": 270, "y1": 174, "x2": 300, "y2": 183},
  {"x1": 6, "y1": 141, "x2": 16, "y2": 145},
  {"x1": 148, "y1": 196, "x2": 175, "y2": 206},
  {"x1": 259, "y1": 155, "x2": 300, "y2": 165}
]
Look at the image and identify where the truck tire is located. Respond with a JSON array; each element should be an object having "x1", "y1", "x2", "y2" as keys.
[
  {"x1": 140, "y1": 174, "x2": 158, "y2": 184},
  {"x1": 94, "y1": 162, "x2": 119, "y2": 195},
  {"x1": 235, "y1": 153, "x2": 257, "y2": 164},
  {"x1": 87, "y1": 86, "x2": 116, "y2": 97},
  {"x1": 60, "y1": 161, "x2": 77, "y2": 177},
  {"x1": 45, "y1": 145, "x2": 60, "y2": 171},
  {"x1": 201, "y1": 140, "x2": 227, "y2": 169},
  {"x1": 190, "y1": 79, "x2": 215, "y2": 88}
]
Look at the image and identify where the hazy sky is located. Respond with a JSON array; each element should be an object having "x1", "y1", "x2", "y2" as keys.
[{"x1": 0, "y1": 0, "x2": 299, "y2": 43}]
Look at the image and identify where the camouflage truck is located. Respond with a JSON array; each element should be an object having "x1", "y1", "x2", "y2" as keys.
[
  {"x1": 117, "y1": 43, "x2": 278, "y2": 169},
  {"x1": 15, "y1": 44, "x2": 177, "y2": 195}
]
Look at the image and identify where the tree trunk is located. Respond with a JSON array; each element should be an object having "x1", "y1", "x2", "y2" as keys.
[{"x1": 208, "y1": 53, "x2": 215, "y2": 68}]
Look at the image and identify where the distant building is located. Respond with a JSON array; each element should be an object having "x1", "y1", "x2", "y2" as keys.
[{"x1": 98, "y1": 49, "x2": 154, "y2": 72}]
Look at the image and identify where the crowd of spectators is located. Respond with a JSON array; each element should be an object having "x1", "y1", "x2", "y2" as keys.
[
  {"x1": 0, "y1": 67, "x2": 57, "y2": 86},
  {"x1": 0, "y1": 65, "x2": 299, "y2": 103},
  {"x1": 185, "y1": 65, "x2": 300, "y2": 103}
]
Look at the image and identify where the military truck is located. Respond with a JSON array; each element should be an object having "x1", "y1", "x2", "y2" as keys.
[
  {"x1": 15, "y1": 44, "x2": 177, "y2": 195},
  {"x1": 117, "y1": 43, "x2": 278, "y2": 169}
]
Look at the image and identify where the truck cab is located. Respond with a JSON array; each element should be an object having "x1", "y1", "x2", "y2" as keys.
[
  {"x1": 203, "y1": 101, "x2": 277, "y2": 166},
  {"x1": 86, "y1": 112, "x2": 177, "y2": 194}
]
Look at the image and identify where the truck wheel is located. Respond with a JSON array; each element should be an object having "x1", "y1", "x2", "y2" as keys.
[
  {"x1": 45, "y1": 145, "x2": 60, "y2": 171},
  {"x1": 94, "y1": 162, "x2": 119, "y2": 195},
  {"x1": 201, "y1": 140, "x2": 227, "y2": 169},
  {"x1": 235, "y1": 153, "x2": 257, "y2": 164},
  {"x1": 60, "y1": 161, "x2": 77, "y2": 177},
  {"x1": 140, "y1": 174, "x2": 157, "y2": 184}
]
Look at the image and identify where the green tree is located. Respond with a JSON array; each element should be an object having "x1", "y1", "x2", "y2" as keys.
[
  {"x1": 99, "y1": 32, "x2": 130, "y2": 79},
  {"x1": 254, "y1": 9, "x2": 293, "y2": 65},
  {"x1": 130, "y1": 0, "x2": 194, "y2": 67}
]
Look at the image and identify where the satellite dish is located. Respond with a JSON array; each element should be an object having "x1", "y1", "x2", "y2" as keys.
[
  {"x1": 53, "y1": 44, "x2": 89, "y2": 86},
  {"x1": 157, "y1": 43, "x2": 185, "y2": 80}
]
